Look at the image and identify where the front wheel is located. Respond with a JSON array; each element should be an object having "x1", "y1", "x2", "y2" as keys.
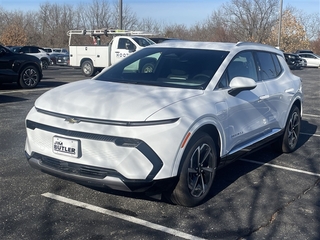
[
  {"x1": 41, "y1": 59, "x2": 49, "y2": 70},
  {"x1": 81, "y1": 60, "x2": 95, "y2": 77},
  {"x1": 274, "y1": 106, "x2": 301, "y2": 153},
  {"x1": 166, "y1": 132, "x2": 217, "y2": 207},
  {"x1": 19, "y1": 65, "x2": 40, "y2": 89}
]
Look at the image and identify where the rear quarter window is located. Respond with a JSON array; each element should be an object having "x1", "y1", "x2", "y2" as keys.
[{"x1": 256, "y1": 51, "x2": 282, "y2": 80}]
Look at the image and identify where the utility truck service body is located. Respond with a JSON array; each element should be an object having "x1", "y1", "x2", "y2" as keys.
[{"x1": 68, "y1": 29, "x2": 155, "y2": 77}]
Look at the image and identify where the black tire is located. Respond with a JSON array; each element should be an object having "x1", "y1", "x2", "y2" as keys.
[
  {"x1": 167, "y1": 132, "x2": 217, "y2": 207},
  {"x1": 41, "y1": 59, "x2": 49, "y2": 70},
  {"x1": 81, "y1": 60, "x2": 95, "y2": 77},
  {"x1": 18, "y1": 65, "x2": 40, "y2": 89},
  {"x1": 141, "y1": 63, "x2": 154, "y2": 73},
  {"x1": 274, "y1": 106, "x2": 301, "y2": 153}
]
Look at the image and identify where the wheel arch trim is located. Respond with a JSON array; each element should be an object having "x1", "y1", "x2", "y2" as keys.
[{"x1": 171, "y1": 116, "x2": 224, "y2": 177}]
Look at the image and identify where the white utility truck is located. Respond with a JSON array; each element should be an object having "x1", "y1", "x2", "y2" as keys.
[{"x1": 67, "y1": 29, "x2": 155, "y2": 77}]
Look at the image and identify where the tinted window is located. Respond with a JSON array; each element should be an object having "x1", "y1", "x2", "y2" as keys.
[
  {"x1": 217, "y1": 51, "x2": 257, "y2": 89},
  {"x1": 118, "y1": 38, "x2": 134, "y2": 50},
  {"x1": 20, "y1": 47, "x2": 29, "y2": 53},
  {"x1": 271, "y1": 54, "x2": 282, "y2": 75},
  {"x1": 256, "y1": 52, "x2": 278, "y2": 80},
  {"x1": 95, "y1": 47, "x2": 229, "y2": 90}
]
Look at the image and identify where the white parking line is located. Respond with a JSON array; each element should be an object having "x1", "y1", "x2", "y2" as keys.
[
  {"x1": 41, "y1": 192, "x2": 206, "y2": 240},
  {"x1": 240, "y1": 159, "x2": 320, "y2": 177},
  {"x1": 303, "y1": 113, "x2": 320, "y2": 118},
  {"x1": 301, "y1": 132, "x2": 320, "y2": 137},
  {"x1": 0, "y1": 88, "x2": 52, "y2": 94}
]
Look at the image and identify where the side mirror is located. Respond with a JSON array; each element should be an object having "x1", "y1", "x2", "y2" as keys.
[
  {"x1": 129, "y1": 45, "x2": 136, "y2": 52},
  {"x1": 228, "y1": 77, "x2": 257, "y2": 96}
]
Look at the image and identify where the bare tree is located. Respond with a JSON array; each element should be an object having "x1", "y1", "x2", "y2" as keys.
[
  {"x1": 222, "y1": 0, "x2": 278, "y2": 42},
  {"x1": 136, "y1": 17, "x2": 163, "y2": 35},
  {"x1": 199, "y1": 9, "x2": 236, "y2": 42},
  {"x1": 297, "y1": 12, "x2": 320, "y2": 41},
  {"x1": 81, "y1": 0, "x2": 112, "y2": 29},
  {"x1": 113, "y1": 1, "x2": 139, "y2": 30},
  {"x1": 0, "y1": 12, "x2": 28, "y2": 46}
]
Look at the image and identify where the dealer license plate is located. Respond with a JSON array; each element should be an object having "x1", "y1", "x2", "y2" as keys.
[{"x1": 53, "y1": 136, "x2": 80, "y2": 158}]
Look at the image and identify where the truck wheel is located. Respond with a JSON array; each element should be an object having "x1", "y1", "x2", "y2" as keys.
[
  {"x1": 141, "y1": 63, "x2": 154, "y2": 73},
  {"x1": 81, "y1": 60, "x2": 95, "y2": 77},
  {"x1": 166, "y1": 132, "x2": 217, "y2": 207},
  {"x1": 19, "y1": 65, "x2": 40, "y2": 89}
]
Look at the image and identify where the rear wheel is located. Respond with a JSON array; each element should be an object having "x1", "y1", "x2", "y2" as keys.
[
  {"x1": 19, "y1": 65, "x2": 40, "y2": 89},
  {"x1": 274, "y1": 106, "x2": 301, "y2": 153},
  {"x1": 167, "y1": 132, "x2": 217, "y2": 207},
  {"x1": 81, "y1": 60, "x2": 95, "y2": 77}
]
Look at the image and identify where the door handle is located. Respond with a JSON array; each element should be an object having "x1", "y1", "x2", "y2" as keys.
[{"x1": 259, "y1": 95, "x2": 270, "y2": 100}]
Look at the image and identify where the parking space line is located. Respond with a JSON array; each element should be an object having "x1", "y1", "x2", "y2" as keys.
[
  {"x1": 241, "y1": 159, "x2": 320, "y2": 177},
  {"x1": 41, "y1": 192, "x2": 206, "y2": 240},
  {"x1": 303, "y1": 113, "x2": 320, "y2": 118},
  {"x1": 301, "y1": 132, "x2": 320, "y2": 137},
  {"x1": 0, "y1": 88, "x2": 52, "y2": 94}
]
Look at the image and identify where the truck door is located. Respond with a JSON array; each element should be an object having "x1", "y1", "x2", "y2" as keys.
[{"x1": 111, "y1": 38, "x2": 136, "y2": 65}]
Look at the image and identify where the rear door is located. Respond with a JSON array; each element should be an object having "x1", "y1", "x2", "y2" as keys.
[{"x1": 257, "y1": 52, "x2": 298, "y2": 129}]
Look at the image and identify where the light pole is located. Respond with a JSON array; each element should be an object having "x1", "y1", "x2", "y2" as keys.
[
  {"x1": 277, "y1": 0, "x2": 283, "y2": 49},
  {"x1": 119, "y1": 0, "x2": 123, "y2": 30}
]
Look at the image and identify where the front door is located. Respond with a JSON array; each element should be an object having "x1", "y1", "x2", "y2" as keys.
[{"x1": 111, "y1": 38, "x2": 135, "y2": 65}]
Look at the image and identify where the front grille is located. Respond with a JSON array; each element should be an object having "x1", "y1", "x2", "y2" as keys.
[{"x1": 35, "y1": 154, "x2": 118, "y2": 179}]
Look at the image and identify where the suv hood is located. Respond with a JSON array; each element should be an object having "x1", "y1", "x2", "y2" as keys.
[{"x1": 35, "y1": 79, "x2": 203, "y2": 121}]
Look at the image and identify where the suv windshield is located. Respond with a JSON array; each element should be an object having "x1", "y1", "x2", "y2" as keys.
[{"x1": 94, "y1": 47, "x2": 228, "y2": 89}]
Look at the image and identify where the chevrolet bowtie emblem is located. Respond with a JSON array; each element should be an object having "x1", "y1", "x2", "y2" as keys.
[{"x1": 65, "y1": 117, "x2": 81, "y2": 124}]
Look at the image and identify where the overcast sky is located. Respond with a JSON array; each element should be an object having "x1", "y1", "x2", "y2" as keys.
[{"x1": 1, "y1": 0, "x2": 319, "y2": 26}]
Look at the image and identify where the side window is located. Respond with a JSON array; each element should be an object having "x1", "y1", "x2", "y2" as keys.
[
  {"x1": 118, "y1": 38, "x2": 134, "y2": 50},
  {"x1": 30, "y1": 47, "x2": 38, "y2": 53},
  {"x1": 256, "y1": 52, "x2": 278, "y2": 80},
  {"x1": 271, "y1": 54, "x2": 282, "y2": 76},
  {"x1": 216, "y1": 51, "x2": 257, "y2": 89},
  {"x1": 20, "y1": 47, "x2": 27, "y2": 53}
]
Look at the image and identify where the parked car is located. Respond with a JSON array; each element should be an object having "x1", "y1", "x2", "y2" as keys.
[
  {"x1": 19, "y1": 46, "x2": 51, "y2": 70},
  {"x1": 295, "y1": 49, "x2": 313, "y2": 54},
  {"x1": 297, "y1": 53, "x2": 320, "y2": 67},
  {"x1": 48, "y1": 52, "x2": 62, "y2": 65},
  {"x1": 8, "y1": 46, "x2": 22, "y2": 53},
  {"x1": 25, "y1": 41, "x2": 303, "y2": 207},
  {"x1": 53, "y1": 48, "x2": 68, "y2": 54},
  {"x1": 0, "y1": 45, "x2": 43, "y2": 88},
  {"x1": 55, "y1": 53, "x2": 69, "y2": 66},
  {"x1": 284, "y1": 53, "x2": 305, "y2": 70},
  {"x1": 43, "y1": 48, "x2": 54, "y2": 54}
]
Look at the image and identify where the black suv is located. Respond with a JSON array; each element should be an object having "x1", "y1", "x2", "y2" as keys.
[
  {"x1": 0, "y1": 45, "x2": 43, "y2": 88},
  {"x1": 284, "y1": 53, "x2": 305, "y2": 70}
]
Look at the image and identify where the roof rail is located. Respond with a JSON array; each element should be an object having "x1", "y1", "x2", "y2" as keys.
[{"x1": 236, "y1": 41, "x2": 280, "y2": 50}]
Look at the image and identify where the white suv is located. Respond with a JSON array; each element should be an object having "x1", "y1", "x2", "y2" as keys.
[
  {"x1": 25, "y1": 41, "x2": 303, "y2": 207},
  {"x1": 19, "y1": 46, "x2": 51, "y2": 69}
]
